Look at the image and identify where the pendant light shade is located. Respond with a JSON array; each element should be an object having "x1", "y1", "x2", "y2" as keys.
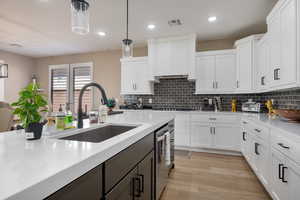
[
  {"x1": 122, "y1": 39, "x2": 133, "y2": 58},
  {"x1": 71, "y1": 0, "x2": 90, "y2": 35},
  {"x1": 122, "y1": 0, "x2": 133, "y2": 58},
  {"x1": 0, "y1": 60, "x2": 8, "y2": 78}
]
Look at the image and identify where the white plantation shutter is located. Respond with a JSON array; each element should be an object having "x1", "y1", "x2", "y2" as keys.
[
  {"x1": 49, "y1": 63, "x2": 93, "y2": 113},
  {"x1": 52, "y1": 68, "x2": 68, "y2": 91},
  {"x1": 71, "y1": 65, "x2": 93, "y2": 114},
  {"x1": 73, "y1": 66, "x2": 92, "y2": 90}
]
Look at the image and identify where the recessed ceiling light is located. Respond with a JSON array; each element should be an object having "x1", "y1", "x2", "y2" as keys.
[
  {"x1": 208, "y1": 16, "x2": 217, "y2": 23},
  {"x1": 147, "y1": 24, "x2": 156, "y2": 30},
  {"x1": 97, "y1": 31, "x2": 106, "y2": 36}
]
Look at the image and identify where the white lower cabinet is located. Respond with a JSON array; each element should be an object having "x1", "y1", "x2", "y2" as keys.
[
  {"x1": 270, "y1": 148, "x2": 300, "y2": 200},
  {"x1": 190, "y1": 122, "x2": 240, "y2": 152},
  {"x1": 270, "y1": 148, "x2": 288, "y2": 200},
  {"x1": 214, "y1": 125, "x2": 240, "y2": 151},
  {"x1": 190, "y1": 122, "x2": 212, "y2": 149},
  {"x1": 286, "y1": 160, "x2": 300, "y2": 200},
  {"x1": 174, "y1": 113, "x2": 190, "y2": 148},
  {"x1": 252, "y1": 136, "x2": 270, "y2": 186}
]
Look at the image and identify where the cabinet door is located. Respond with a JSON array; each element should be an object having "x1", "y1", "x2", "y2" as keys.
[
  {"x1": 135, "y1": 60, "x2": 153, "y2": 94},
  {"x1": 46, "y1": 166, "x2": 102, "y2": 200},
  {"x1": 268, "y1": 13, "x2": 281, "y2": 87},
  {"x1": 287, "y1": 160, "x2": 300, "y2": 200},
  {"x1": 195, "y1": 56, "x2": 215, "y2": 93},
  {"x1": 256, "y1": 37, "x2": 270, "y2": 90},
  {"x1": 174, "y1": 114, "x2": 190, "y2": 148},
  {"x1": 215, "y1": 54, "x2": 236, "y2": 92},
  {"x1": 213, "y1": 125, "x2": 240, "y2": 151},
  {"x1": 241, "y1": 129, "x2": 249, "y2": 158},
  {"x1": 138, "y1": 152, "x2": 154, "y2": 200},
  {"x1": 270, "y1": 149, "x2": 288, "y2": 200},
  {"x1": 253, "y1": 139, "x2": 270, "y2": 187},
  {"x1": 236, "y1": 42, "x2": 253, "y2": 91},
  {"x1": 106, "y1": 167, "x2": 138, "y2": 200},
  {"x1": 190, "y1": 122, "x2": 212, "y2": 148},
  {"x1": 121, "y1": 61, "x2": 135, "y2": 94},
  {"x1": 280, "y1": 0, "x2": 297, "y2": 86}
]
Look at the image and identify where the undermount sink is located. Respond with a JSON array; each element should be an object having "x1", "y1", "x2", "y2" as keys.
[{"x1": 59, "y1": 125, "x2": 137, "y2": 143}]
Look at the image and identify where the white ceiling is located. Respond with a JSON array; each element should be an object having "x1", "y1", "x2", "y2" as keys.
[{"x1": 0, "y1": 0, "x2": 277, "y2": 58}]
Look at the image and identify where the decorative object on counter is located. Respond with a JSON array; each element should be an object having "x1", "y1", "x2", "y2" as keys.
[
  {"x1": 273, "y1": 109, "x2": 300, "y2": 122},
  {"x1": 70, "y1": 0, "x2": 90, "y2": 35},
  {"x1": 0, "y1": 60, "x2": 8, "y2": 78},
  {"x1": 55, "y1": 109, "x2": 65, "y2": 130},
  {"x1": 11, "y1": 83, "x2": 48, "y2": 140},
  {"x1": 122, "y1": 0, "x2": 133, "y2": 57},
  {"x1": 65, "y1": 103, "x2": 74, "y2": 129},
  {"x1": 89, "y1": 110, "x2": 99, "y2": 124},
  {"x1": 242, "y1": 99, "x2": 261, "y2": 113},
  {"x1": 99, "y1": 105, "x2": 108, "y2": 123},
  {"x1": 231, "y1": 99, "x2": 237, "y2": 112},
  {"x1": 265, "y1": 100, "x2": 274, "y2": 115},
  {"x1": 107, "y1": 98, "x2": 116, "y2": 112}
]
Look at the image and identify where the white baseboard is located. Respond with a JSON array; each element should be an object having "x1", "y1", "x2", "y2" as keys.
[{"x1": 175, "y1": 146, "x2": 242, "y2": 156}]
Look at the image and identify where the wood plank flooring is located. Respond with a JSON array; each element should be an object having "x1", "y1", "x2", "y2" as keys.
[{"x1": 160, "y1": 151, "x2": 271, "y2": 200}]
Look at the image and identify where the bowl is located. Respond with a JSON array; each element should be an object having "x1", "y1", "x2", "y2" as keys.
[{"x1": 274, "y1": 109, "x2": 300, "y2": 121}]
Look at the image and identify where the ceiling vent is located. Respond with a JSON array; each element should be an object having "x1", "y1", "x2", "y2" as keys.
[{"x1": 168, "y1": 19, "x2": 182, "y2": 27}]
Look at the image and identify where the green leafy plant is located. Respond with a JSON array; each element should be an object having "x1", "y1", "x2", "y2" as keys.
[
  {"x1": 11, "y1": 83, "x2": 48, "y2": 129},
  {"x1": 107, "y1": 98, "x2": 116, "y2": 109}
]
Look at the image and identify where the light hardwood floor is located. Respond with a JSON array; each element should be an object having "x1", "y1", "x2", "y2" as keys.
[{"x1": 160, "y1": 151, "x2": 271, "y2": 200}]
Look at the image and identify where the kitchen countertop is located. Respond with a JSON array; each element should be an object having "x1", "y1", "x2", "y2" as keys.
[
  {"x1": 122, "y1": 109, "x2": 300, "y2": 139},
  {"x1": 0, "y1": 111, "x2": 175, "y2": 200}
]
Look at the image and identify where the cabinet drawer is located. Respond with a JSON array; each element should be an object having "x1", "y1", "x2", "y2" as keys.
[
  {"x1": 247, "y1": 120, "x2": 269, "y2": 141},
  {"x1": 46, "y1": 165, "x2": 102, "y2": 200},
  {"x1": 271, "y1": 130, "x2": 300, "y2": 165},
  {"x1": 105, "y1": 133, "x2": 154, "y2": 193},
  {"x1": 191, "y1": 114, "x2": 239, "y2": 123}
]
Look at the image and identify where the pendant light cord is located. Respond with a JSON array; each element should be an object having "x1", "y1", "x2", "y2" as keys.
[{"x1": 126, "y1": 0, "x2": 129, "y2": 39}]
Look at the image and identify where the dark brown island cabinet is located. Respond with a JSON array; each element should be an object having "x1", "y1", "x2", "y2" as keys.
[{"x1": 45, "y1": 133, "x2": 155, "y2": 200}]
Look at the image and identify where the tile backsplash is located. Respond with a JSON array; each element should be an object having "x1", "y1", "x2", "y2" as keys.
[{"x1": 123, "y1": 78, "x2": 300, "y2": 111}]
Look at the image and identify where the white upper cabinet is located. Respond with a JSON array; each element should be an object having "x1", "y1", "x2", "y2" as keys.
[
  {"x1": 195, "y1": 50, "x2": 236, "y2": 94},
  {"x1": 256, "y1": 34, "x2": 271, "y2": 91},
  {"x1": 148, "y1": 34, "x2": 196, "y2": 80},
  {"x1": 267, "y1": 0, "x2": 297, "y2": 89},
  {"x1": 235, "y1": 35, "x2": 263, "y2": 93},
  {"x1": 120, "y1": 57, "x2": 153, "y2": 95}
]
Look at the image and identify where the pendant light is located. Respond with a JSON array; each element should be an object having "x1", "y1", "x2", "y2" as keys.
[
  {"x1": 71, "y1": 0, "x2": 90, "y2": 35},
  {"x1": 122, "y1": 0, "x2": 133, "y2": 58},
  {"x1": 0, "y1": 60, "x2": 8, "y2": 78}
]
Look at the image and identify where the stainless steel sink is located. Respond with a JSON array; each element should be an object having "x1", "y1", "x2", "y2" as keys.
[{"x1": 59, "y1": 125, "x2": 137, "y2": 143}]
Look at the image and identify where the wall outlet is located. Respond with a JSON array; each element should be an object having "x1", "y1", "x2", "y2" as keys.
[{"x1": 148, "y1": 98, "x2": 153, "y2": 104}]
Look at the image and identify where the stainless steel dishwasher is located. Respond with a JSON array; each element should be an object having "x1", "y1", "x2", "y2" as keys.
[{"x1": 155, "y1": 120, "x2": 175, "y2": 200}]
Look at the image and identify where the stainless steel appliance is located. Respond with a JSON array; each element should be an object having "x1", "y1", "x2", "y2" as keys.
[
  {"x1": 155, "y1": 120, "x2": 174, "y2": 200},
  {"x1": 242, "y1": 100, "x2": 261, "y2": 113}
]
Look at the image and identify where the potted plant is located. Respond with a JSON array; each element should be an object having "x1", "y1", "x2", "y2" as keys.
[
  {"x1": 11, "y1": 83, "x2": 48, "y2": 140},
  {"x1": 107, "y1": 98, "x2": 116, "y2": 112}
]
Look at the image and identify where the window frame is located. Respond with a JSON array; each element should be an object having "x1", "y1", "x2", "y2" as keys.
[{"x1": 48, "y1": 62, "x2": 94, "y2": 114}]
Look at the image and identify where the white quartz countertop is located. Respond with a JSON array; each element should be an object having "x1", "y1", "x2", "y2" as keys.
[{"x1": 0, "y1": 111, "x2": 175, "y2": 200}]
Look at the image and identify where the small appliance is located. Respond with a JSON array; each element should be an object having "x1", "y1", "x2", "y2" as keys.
[{"x1": 242, "y1": 100, "x2": 261, "y2": 113}]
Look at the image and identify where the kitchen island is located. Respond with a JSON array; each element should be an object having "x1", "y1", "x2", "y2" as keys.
[{"x1": 0, "y1": 111, "x2": 175, "y2": 200}]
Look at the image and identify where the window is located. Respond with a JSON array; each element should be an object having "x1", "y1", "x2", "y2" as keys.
[{"x1": 49, "y1": 63, "x2": 93, "y2": 114}]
